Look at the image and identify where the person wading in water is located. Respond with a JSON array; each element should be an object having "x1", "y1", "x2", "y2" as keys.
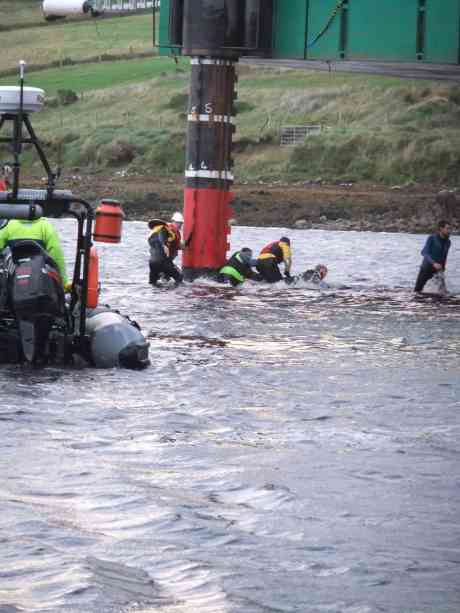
[
  {"x1": 414, "y1": 220, "x2": 451, "y2": 294},
  {"x1": 148, "y1": 212, "x2": 184, "y2": 287}
]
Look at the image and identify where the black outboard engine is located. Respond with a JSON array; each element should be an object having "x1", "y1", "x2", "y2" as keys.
[
  {"x1": 8, "y1": 240, "x2": 69, "y2": 364},
  {"x1": 0, "y1": 251, "x2": 8, "y2": 312},
  {"x1": 0, "y1": 249, "x2": 21, "y2": 362}
]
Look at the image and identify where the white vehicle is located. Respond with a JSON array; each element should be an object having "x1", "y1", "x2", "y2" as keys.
[{"x1": 42, "y1": 0, "x2": 102, "y2": 21}]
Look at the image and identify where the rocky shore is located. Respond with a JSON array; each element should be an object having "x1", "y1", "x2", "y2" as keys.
[{"x1": 59, "y1": 173, "x2": 459, "y2": 234}]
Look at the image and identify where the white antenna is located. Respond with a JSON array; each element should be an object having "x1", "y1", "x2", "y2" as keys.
[{"x1": 19, "y1": 59, "x2": 26, "y2": 80}]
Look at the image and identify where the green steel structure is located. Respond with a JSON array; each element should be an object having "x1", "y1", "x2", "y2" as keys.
[
  {"x1": 424, "y1": 0, "x2": 460, "y2": 63},
  {"x1": 158, "y1": 0, "x2": 460, "y2": 65},
  {"x1": 300, "y1": 0, "x2": 460, "y2": 64},
  {"x1": 157, "y1": 0, "x2": 172, "y2": 51},
  {"x1": 273, "y1": 0, "x2": 309, "y2": 59}
]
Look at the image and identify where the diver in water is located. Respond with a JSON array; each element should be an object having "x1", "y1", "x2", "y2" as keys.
[
  {"x1": 218, "y1": 247, "x2": 262, "y2": 287},
  {"x1": 256, "y1": 237, "x2": 292, "y2": 283},
  {"x1": 302, "y1": 264, "x2": 329, "y2": 287},
  {"x1": 0, "y1": 217, "x2": 69, "y2": 289},
  {"x1": 148, "y1": 212, "x2": 184, "y2": 287}
]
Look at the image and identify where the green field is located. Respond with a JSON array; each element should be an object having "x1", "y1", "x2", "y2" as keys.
[
  {"x1": 0, "y1": 0, "x2": 42, "y2": 27},
  {"x1": 0, "y1": 56, "x2": 188, "y2": 95},
  {"x1": 0, "y1": 13, "x2": 154, "y2": 74}
]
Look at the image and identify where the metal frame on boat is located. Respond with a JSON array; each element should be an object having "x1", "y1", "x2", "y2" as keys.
[{"x1": 0, "y1": 66, "x2": 149, "y2": 368}]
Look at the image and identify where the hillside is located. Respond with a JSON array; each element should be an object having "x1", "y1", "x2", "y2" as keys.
[
  {"x1": 0, "y1": 5, "x2": 459, "y2": 230},
  {"x1": 0, "y1": 0, "x2": 43, "y2": 28}
]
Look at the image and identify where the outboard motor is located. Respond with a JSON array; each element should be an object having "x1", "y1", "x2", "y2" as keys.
[
  {"x1": 0, "y1": 249, "x2": 21, "y2": 363},
  {"x1": 0, "y1": 249, "x2": 8, "y2": 312},
  {"x1": 8, "y1": 240, "x2": 68, "y2": 364}
]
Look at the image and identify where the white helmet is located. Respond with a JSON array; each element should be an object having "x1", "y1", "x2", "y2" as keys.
[{"x1": 171, "y1": 212, "x2": 184, "y2": 224}]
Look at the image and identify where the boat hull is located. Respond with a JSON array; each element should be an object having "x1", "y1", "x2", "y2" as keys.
[{"x1": 85, "y1": 308, "x2": 150, "y2": 369}]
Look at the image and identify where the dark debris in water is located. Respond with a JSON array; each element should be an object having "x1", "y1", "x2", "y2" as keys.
[
  {"x1": 85, "y1": 556, "x2": 174, "y2": 607},
  {"x1": 147, "y1": 332, "x2": 228, "y2": 348}
]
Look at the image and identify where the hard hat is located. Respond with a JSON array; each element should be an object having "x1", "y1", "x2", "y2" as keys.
[
  {"x1": 171, "y1": 212, "x2": 184, "y2": 224},
  {"x1": 280, "y1": 236, "x2": 290, "y2": 245}
]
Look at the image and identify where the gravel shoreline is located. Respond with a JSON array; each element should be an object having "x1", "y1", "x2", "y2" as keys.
[{"x1": 53, "y1": 173, "x2": 460, "y2": 234}]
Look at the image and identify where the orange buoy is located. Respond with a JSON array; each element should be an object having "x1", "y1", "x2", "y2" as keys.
[
  {"x1": 93, "y1": 199, "x2": 124, "y2": 243},
  {"x1": 87, "y1": 246, "x2": 99, "y2": 309}
]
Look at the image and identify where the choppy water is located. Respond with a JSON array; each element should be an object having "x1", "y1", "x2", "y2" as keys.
[{"x1": 1, "y1": 223, "x2": 459, "y2": 613}]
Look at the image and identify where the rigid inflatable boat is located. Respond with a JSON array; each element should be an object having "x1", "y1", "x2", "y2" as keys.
[{"x1": 0, "y1": 77, "x2": 149, "y2": 368}]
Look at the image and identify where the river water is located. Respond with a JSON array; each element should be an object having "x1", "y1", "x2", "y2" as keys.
[{"x1": 1, "y1": 222, "x2": 459, "y2": 613}]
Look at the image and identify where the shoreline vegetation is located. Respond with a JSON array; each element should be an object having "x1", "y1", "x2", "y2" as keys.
[{"x1": 1, "y1": 3, "x2": 459, "y2": 232}]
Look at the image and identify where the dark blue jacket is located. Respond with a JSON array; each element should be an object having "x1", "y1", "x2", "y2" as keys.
[{"x1": 421, "y1": 233, "x2": 451, "y2": 268}]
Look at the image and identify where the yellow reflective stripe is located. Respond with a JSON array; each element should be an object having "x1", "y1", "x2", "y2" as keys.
[
  {"x1": 220, "y1": 266, "x2": 244, "y2": 282},
  {"x1": 280, "y1": 243, "x2": 291, "y2": 261},
  {"x1": 149, "y1": 224, "x2": 165, "y2": 239},
  {"x1": 1, "y1": 219, "x2": 68, "y2": 283},
  {"x1": 258, "y1": 253, "x2": 276, "y2": 260}
]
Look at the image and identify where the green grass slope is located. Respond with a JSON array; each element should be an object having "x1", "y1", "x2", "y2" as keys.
[
  {"x1": 0, "y1": 56, "x2": 176, "y2": 95},
  {"x1": 0, "y1": 0, "x2": 42, "y2": 28},
  {"x1": 0, "y1": 11, "x2": 459, "y2": 187},
  {"x1": 0, "y1": 13, "x2": 154, "y2": 74},
  {"x1": 236, "y1": 66, "x2": 460, "y2": 185}
]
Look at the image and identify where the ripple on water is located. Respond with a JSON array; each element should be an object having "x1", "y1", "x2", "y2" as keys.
[{"x1": 1, "y1": 226, "x2": 460, "y2": 612}]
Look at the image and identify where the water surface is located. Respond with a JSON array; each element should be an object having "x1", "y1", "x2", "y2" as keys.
[{"x1": 1, "y1": 224, "x2": 459, "y2": 613}]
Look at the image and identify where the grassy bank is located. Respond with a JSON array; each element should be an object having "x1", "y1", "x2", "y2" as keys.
[
  {"x1": 0, "y1": 13, "x2": 154, "y2": 73},
  {"x1": 0, "y1": 0, "x2": 42, "y2": 28},
  {"x1": 0, "y1": 56, "x2": 176, "y2": 95},
  {"x1": 235, "y1": 66, "x2": 460, "y2": 185},
  {"x1": 2, "y1": 58, "x2": 459, "y2": 187},
  {"x1": 0, "y1": 55, "x2": 190, "y2": 173}
]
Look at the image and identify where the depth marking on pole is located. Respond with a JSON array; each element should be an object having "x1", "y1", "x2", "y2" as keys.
[
  {"x1": 187, "y1": 113, "x2": 235, "y2": 124},
  {"x1": 190, "y1": 58, "x2": 235, "y2": 66},
  {"x1": 185, "y1": 170, "x2": 234, "y2": 180}
]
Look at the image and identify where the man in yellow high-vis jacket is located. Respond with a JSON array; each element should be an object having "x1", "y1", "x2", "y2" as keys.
[{"x1": 0, "y1": 218, "x2": 70, "y2": 289}]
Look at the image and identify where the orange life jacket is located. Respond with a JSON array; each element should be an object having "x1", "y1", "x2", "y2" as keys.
[
  {"x1": 260, "y1": 241, "x2": 284, "y2": 264},
  {"x1": 166, "y1": 223, "x2": 182, "y2": 260}
]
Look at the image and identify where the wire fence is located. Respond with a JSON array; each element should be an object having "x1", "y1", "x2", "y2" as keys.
[{"x1": 96, "y1": 1, "x2": 157, "y2": 9}]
